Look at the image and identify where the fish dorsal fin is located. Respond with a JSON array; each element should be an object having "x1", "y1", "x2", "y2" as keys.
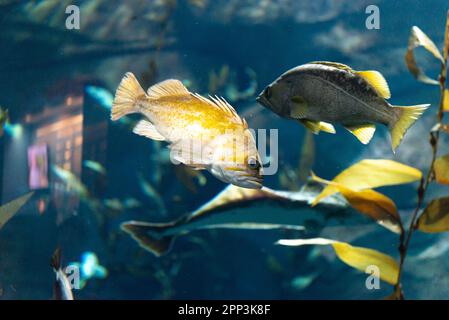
[
  {"x1": 146, "y1": 79, "x2": 190, "y2": 99},
  {"x1": 309, "y1": 61, "x2": 353, "y2": 72},
  {"x1": 192, "y1": 93, "x2": 243, "y2": 124},
  {"x1": 299, "y1": 119, "x2": 336, "y2": 135},
  {"x1": 356, "y1": 71, "x2": 391, "y2": 99},
  {"x1": 133, "y1": 119, "x2": 166, "y2": 141},
  {"x1": 190, "y1": 185, "x2": 279, "y2": 219},
  {"x1": 209, "y1": 95, "x2": 239, "y2": 117},
  {"x1": 344, "y1": 124, "x2": 376, "y2": 144}
]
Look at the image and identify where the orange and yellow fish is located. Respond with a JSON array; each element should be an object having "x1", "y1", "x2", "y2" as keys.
[{"x1": 111, "y1": 73, "x2": 263, "y2": 189}]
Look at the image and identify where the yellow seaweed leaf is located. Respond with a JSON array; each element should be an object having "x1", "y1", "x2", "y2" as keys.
[
  {"x1": 338, "y1": 186, "x2": 401, "y2": 233},
  {"x1": 444, "y1": 89, "x2": 449, "y2": 112},
  {"x1": 405, "y1": 26, "x2": 443, "y2": 85},
  {"x1": 276, "y1": 238, "x2": 399, "y2": 285},
  {"x1": 434, "y1": 154, "x2": 449, "y2": 185},
  {"x1": 311, "y1": 159, "x2": 422, "y2": 206},
  {"x1": 311, "y1": 173, "x2": 401, "y2": 233},
  {"x1": 417, "y1": 196, "x2": 449, "y2": 233},
  {"x1": 383, "y1": 291, "x2": 401, "y2": 300},
  {"x1": 0, "y1": 192, "x2": 34, "y2": 230}
]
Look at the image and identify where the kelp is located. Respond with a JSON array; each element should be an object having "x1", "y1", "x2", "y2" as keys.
[
  {"x1": 433, "y1": 154, "x2": 449, "y2": 185},
  {"x1": 417, "y1": 197, "x2": 449, "y2": 233},
  {"x1": 405, "y1": 26, "x2": 443, "y2": 85},
  {"x1": 444, "y1": 89, "x2": 449, "y2": 112},
  {"x1": 278, "y1": 13, "x2": 449, "y2": 299},
  {"x1": 311, "y1": 172, "x2": 402, "y2": 234},
  {"x1": 394, "y1": 12, "x2": 449, "y2": 299},
  {"x1": 275, "y1": 159, "x2": 419, "y2": 293},
  {"x1": 310, "y1": 159, "x2": 421, "y2": 206},
  {"x1": 277, "y1": 238, "x2": 399, "y2": 285},
  {"x1": 0, "y1": 192, "x2": 34, "y2": 230}
]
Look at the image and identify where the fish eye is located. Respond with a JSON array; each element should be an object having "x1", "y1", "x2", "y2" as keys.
[
  {"x1": 248, "y1": 157, "x2": 261, "y2": 170},
  {"x1": 265, "y1": 87, "x2": 272, "y2": 99}
]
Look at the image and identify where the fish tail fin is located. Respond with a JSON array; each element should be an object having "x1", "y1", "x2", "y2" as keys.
[
  {"x1": 51, "y1": 247, "x2": 61, "y2": 271},
  {"x1": 111, "y1": 72, "x2": 145, "y2": 121},
  {"x1": 121, "y1": 220, "x2": 178, "y2": 257},
  {"x1": 389, "y1": 104, "x2": 430, "y2": 152}
]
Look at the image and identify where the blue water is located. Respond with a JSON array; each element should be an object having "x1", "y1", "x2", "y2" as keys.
[{"x1": 0, "y1": 0, "x2": 448, "y2": 299}]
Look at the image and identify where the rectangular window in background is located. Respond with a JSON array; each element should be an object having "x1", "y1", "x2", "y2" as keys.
[{"x1": 27, "y1": 144, "x2": 49, "y2": 190}]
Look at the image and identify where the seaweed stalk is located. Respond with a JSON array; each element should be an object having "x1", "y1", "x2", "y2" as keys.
[{"x1": 395, "y1": 11, "x2": 449, "y2": 299}]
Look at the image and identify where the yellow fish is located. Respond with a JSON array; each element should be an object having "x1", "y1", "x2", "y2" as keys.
[{"x1": 111, "y1": 73, "x2": 263, "y2": 189}]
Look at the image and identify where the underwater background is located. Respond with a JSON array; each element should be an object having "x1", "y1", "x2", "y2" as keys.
[{"x1": 0, "y1": 0, "x2": 449, "y2": 299}]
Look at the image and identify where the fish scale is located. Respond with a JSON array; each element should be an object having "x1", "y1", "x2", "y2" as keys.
[
  {"x1": 112, "y1": 73, "x2": 263, "y2": 189},
  {"x1": 257, "y1": 61, "x2": 430, "y2": 151},
  {"x1": 283, "y1": 65, "x2": 393, "y2": 125}
]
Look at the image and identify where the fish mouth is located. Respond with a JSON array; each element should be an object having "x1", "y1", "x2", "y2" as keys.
[
  {"x1": 235, "y1": 172, "x2": 263, "y2": 189},
  {"x1": 239, "y1": 178, "x2": 263, "y2": 189},
  {"x1": 255, "y1": 92, "x2": 264, "y2": 104},
  {"x1": 218, "y1": 164, "x2": 263, "y2": 189},
  {"x1": 256, "y1": 93, "x2": 271, "y2": 110}
]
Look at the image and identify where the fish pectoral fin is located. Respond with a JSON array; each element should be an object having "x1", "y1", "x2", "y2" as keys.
[
  {"x1": 316, "y1": 121, "x2": 336, "y2": 134},
  {"x1": 344, "y1": 124, "x2": 376, "y2": 144},
  {"x1": 299, "y1": 120, "x2": 320, "y2": 134},
  {"x1": 290, "y1": 96, "x2": 308, "y2": 118},
  {"x1": 169, "y1": 139, "x2": 213, "y2": 167},
  {"x1": 132, "y1": 120, "x2": 166, "y2": 141},
  {"x1": 356, "y1": 70, "x2": 391, "y2": 99},
  {"x1": 146, "y1": 79, "x2": 190, "y2": 99},
  {"x1": 191, "y1": 166, "x2": 205, "y2": 171},
  {"x1": 299, "y1": 120, "x2": 336, "y2": 135}
]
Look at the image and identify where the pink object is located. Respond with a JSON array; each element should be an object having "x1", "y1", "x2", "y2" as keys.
[{"x1": 28, "y1": 144, "x2": 49, "y2": 189}]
